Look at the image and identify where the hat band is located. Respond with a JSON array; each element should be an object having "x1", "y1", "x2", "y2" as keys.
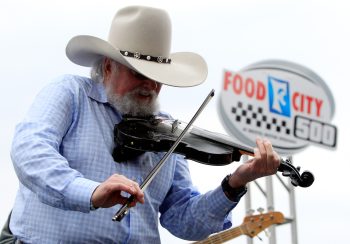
[{"x1": 120, "y1": 50, "x2": 171, "y2": 64}]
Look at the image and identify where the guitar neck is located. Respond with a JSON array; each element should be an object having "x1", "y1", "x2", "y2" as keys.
[
  {"x1": 194, "y1": 226, "x2": 243, "y2": 244},
  {"x1": 193, "y1": 211, "x2": 285, "y2": 244}
]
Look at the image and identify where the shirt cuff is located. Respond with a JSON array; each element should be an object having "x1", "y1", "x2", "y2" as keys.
[
  {"x1": 63, "y1": 177, "x2": 100, "y2": 212},
  {"x1": 206, "y1": 185, "x2": 243, "y2": 219}
]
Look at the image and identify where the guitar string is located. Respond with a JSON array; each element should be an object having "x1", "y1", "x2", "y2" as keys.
[{"x1": 203, "y1": 228, "x2": 241, "y2": 243}]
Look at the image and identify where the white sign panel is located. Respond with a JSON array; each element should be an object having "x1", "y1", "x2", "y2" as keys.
[{"x1": 218, "y1": 60, "x2": 337, "y2": 155}]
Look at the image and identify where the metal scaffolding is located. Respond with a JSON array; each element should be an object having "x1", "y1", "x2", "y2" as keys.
[{"x1": 243, "y1": 155, "x2": 298, "y2": 244}]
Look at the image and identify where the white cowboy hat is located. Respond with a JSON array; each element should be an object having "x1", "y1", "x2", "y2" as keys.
[{"x1": 66, "y1": 6, "x2": 208, "y2": 87}]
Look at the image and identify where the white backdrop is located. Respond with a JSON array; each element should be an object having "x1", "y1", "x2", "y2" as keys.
[{"x1": 1, "y1": 0, "x2": 349, "y2": 243}]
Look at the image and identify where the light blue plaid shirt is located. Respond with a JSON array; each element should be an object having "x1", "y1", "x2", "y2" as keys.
[{"x1": 9, "y1": 75, "x2": 241, "y2": 244}]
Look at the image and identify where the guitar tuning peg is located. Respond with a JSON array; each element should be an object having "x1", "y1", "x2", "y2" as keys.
[
  {"x1": 257, "y1": 207, "x2": 264, "y2": 214},
  {"x1": 267, "y1": 206, "x2": 274, "y2": 212},
  {"x1": 264, "y1": 229, "x2": 271, "y2": 238}
]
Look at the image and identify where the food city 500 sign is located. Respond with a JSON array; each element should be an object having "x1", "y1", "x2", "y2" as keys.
[{"x1": 218, "y1": 60, "x2": 337, "y2": 155}]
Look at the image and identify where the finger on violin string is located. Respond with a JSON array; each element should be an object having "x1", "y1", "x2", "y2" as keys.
[
  {"x1": 256, "y1": 138, "x2": 267, "y2": 160},
  {"x1": 261, "y1": 139, "x2": 280, "y2": 171},
  {"x1": 272, "y1": 151, "x2": 281, "y2": 170},
  {"x1": 263, "y1": 138, "x2": 273, "y2": 153},
  {"x1": 263, "y1": 139, "x2": 275, "y2": 164},
  {"x1": 253, "y1": 147, "x2": 261, "y2": 160}
]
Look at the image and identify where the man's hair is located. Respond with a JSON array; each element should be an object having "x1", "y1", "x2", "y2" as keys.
[
  {"x1": 90, "y1": 58, "x2": 120, "y2": 83},
  {"x1": 90, "y1": 58, "x2": 104, "y2": 83}
]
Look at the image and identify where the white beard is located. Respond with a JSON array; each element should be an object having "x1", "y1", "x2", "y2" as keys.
[{"x1": 106, "y1": 86, "x2": 160, "y2": 117}]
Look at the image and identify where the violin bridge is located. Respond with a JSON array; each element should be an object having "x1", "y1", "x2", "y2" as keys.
[{"x1": 171, "y1": 120, "x2": 179, "y2": 133}]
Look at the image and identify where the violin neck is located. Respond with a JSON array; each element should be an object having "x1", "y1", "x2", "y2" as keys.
[
  {"x1": 238, "y1": 149, "x2": 254, "y2": 157},
  {"x1": 190, "y1": 127, "x2": 254, "y2": 157}
]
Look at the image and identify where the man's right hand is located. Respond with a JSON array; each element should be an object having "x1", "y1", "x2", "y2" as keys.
[{"x1": 91, "y1": 174, "x2": 145, "y2": 209}]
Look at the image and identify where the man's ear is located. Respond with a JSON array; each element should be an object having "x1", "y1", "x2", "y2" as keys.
[{"x1": 103, "y1": 58, "x2": 112, "y2": 78}]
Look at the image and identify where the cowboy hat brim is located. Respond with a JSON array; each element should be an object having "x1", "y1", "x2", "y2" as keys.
[{"x1": 66, "y1": 35, "x2": 208, "y2": 87}]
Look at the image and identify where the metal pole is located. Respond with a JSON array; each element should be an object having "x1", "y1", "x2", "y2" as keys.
[
  {"x1": 288, "y1": 156, "x2": 298, "y2": 244},
  {"x1": 243, "y1": 155, "x2": 254, "y2": 244},
  {"x1": 266, "y1": 176, "x2": 276, "y2": 244}
]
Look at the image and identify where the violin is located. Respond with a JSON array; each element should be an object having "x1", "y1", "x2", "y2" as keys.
[
  {"x1": 111, "y1": 89, "x2": 314, "y2": 222},
  {"x1": 112, "y1": 116, "x2": 314, "y2": 188}
]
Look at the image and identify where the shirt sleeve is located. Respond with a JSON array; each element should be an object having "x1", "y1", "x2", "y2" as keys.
[
  {"x1": 11, "y1": 78, "x2": 100, "y2": 212},
  {"x1": 159, "y1": 154, "x2": 244, "y2": 241}
]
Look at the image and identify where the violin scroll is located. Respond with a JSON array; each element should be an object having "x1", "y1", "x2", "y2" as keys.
[{"x1": 278, "y1": 159, "x2": 314, "y2": 187}]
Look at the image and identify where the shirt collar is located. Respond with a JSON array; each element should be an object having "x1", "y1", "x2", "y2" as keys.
[
  {"x1": 87, "y1": 79, "x2": 123, "y2": 121},
  {"x1": 87, "y1": 80, "x2": 108, "y2": 103}
]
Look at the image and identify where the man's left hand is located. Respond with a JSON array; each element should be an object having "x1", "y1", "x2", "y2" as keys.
[{"x1": 228, "y1": 138, "x2": 280, "y2": 188}]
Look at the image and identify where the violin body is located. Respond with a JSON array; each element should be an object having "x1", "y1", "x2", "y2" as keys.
[
  {"x1": 113, "y1": 116, "x2": 314, "y2": 188},
  {"x1": 113, "y1": 116, "x2": 245, "y2": 165}
]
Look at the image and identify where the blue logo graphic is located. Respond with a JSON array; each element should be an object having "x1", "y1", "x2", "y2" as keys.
[{"x1": 268, "y1": 76, "x2": 291, "y2": 117}]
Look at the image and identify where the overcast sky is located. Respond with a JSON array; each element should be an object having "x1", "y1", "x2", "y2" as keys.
[{"x1": 1, "y1": 0, "x2": 349, "y2": 243}]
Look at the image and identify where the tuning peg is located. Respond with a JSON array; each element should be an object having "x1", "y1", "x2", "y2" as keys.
[
  {"x1": 246, "y1": 209, "x2": 255, "y2": 215},
  {"x1": 296, "y1": 166, "x2": 301, "y2": 172},
  {"x1": 264, "y1": 229, "x2": 271, "y2": 238},
  {"x1": 291, "y1": 179, "x2": 299, "y2": 187},
  {"x1": 257, "y1": 207, "x2": 264, "y2": 214}
]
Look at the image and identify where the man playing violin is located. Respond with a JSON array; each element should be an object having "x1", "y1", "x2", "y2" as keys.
[{"x1": 1, "y1": 6, "x2": 280, "y2": 243}]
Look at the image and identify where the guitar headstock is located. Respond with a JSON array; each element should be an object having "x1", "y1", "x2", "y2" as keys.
[{"x1": 240, "y1": 211, "x2": 285, "y2": 238}]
